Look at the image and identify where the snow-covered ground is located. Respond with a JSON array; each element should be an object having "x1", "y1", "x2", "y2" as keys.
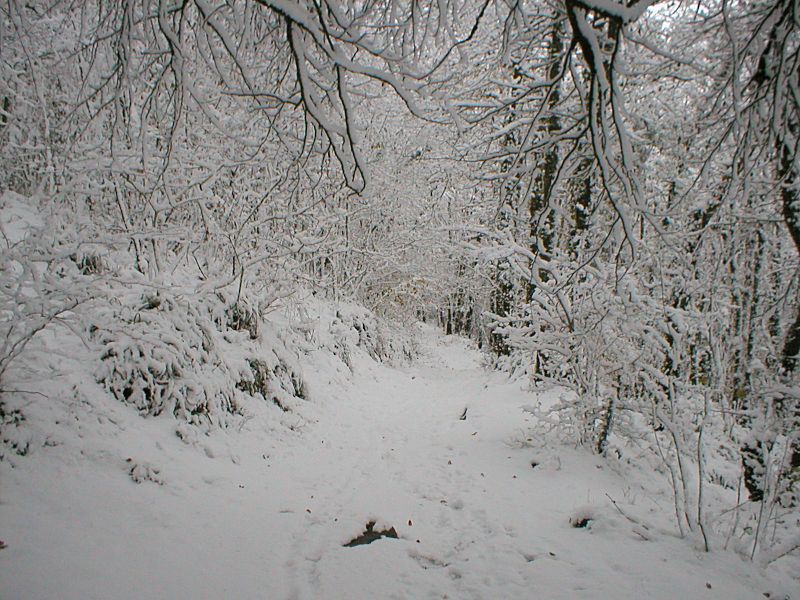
[{"x1": 1, "y1": 325, "x2": 797, "y2": 599}]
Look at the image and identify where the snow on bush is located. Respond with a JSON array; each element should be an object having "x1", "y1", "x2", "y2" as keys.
[
  {"x1": 94, "y1": 293, "x2": 242, "y2": 425},
  {"x1": 569, "y1": 505, "x2": 598, "y2": 529},
  {"x1": 93, "y1": 289, "x2": 308, "y2": 427},
  {"x1": 0, "y1": 403, "x2": 28, "y2": 457},
  {"x1": 237, "y1": 358, "x2": 308, "y2": 413},
  {"x1": 327, "y1": 304, "x2": 417, "y2": 369},
  {"x1": 226, "y1": 299, "x2": 260, "y2": 340},
  {"x1": 127, "y1": 459, "x2": 165, "y2": 485}
]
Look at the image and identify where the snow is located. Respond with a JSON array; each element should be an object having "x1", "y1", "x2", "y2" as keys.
[{"x1": 0, "y1": 324, "x2": 797, "y2": 600}]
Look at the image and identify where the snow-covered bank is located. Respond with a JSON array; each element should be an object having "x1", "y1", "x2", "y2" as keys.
[{"x1": 1, "y1": 325, "x2": 796, "y2": 599}]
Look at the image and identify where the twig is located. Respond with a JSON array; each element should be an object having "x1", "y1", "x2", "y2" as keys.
[
  {"x1": 605, "y1": 492, "x2": 650, "y2": 530},
  {"x1": 0, "y1": 388, "x2": 49, "y2": 399}
]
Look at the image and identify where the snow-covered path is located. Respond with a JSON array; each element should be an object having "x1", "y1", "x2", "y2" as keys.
[{"x1": 0, "y1": 327, "x2": 795, "y2": 599}]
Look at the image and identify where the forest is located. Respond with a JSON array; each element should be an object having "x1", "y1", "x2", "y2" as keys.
[{"x1": 1, "y1": 0, "x2": 799, "y2": 597}]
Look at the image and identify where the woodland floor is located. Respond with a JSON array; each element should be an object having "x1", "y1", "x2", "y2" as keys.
[{"x1": 0, "y1": 325, "x2": 797, "y2": 599}]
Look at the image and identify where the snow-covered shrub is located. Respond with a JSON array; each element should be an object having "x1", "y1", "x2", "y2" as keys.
[
  {"x1": 237, "y1": 359, "x2": 272, "y2": 401},
  {"x1": 94, "y1": 288, "x2": 311, "y2": 426},
  {"x1": 0, "y1": 402, "x2": 27, "y2": 458},
  {"x1": 237, "y1": 359, "x2": 307, "y2": 412},
  {"x1": 127, "y1": 459, "x2": 165, "y2": 485},
  {"x1": 328, "y1": 305, "x2": 416, "y2": 367},
  {"x1": 95, "y1": 293, "x2": 245, "y2": 425},
  {"x1": 225, "y1": 299, "x2": 260, "y2": 340},
  {"x1": 70, "y1": 252, "x2": 104, "y2": 276},
  {"x1": 569, "y1": 505, "x2": 598, "y2": 529},
  {"x1": 270, "y1": 362, "x2": 308, "y2": 402}
]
